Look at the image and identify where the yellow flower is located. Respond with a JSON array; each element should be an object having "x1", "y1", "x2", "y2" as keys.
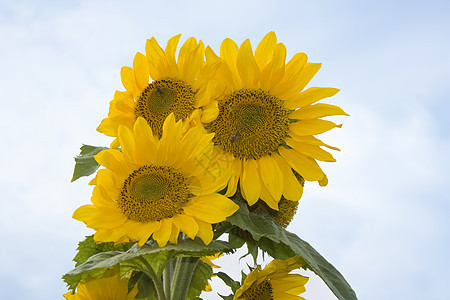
[
  {"x1": 73, "y1": 114, "x2": 239, "y2": 247},
  {"x1": 98, "y1": 34, "x2": 221, "y2": 147},
  {"x1": 234, "y1": 256, "x2": 308, "y2": 300},
  {"x1": 63, "y1": 267, "x2": 138, "y2": 300},
  {"x1": 206, "y1": 32, "x2": 347, "y2": 209}
]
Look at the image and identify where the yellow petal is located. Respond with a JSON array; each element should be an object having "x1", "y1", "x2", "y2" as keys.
[
  {"x1": 177, "y1": 37, "x2": 197, "y2": 75},
  {"x1": 286, "y1": 138, "x2": 336, "y2": 162},
  {"x1": 169, "y1": 222, "x2": 180, "y2": 244},
  {"x1": 206, "y1": 46, "x2": 235, "y2": 88},
  {"x1": 258, "y1": 155, "x2": 283, "y2": 202},
  {"x1": 236, "y1": 39, "x2": 260, "y2": 87},
  {"x1": 260, "y1": 43, "x2": 286, "y2": 90},
  {"x1": 241, "y1": 159, "x2": 261, "y2": 205},
  {"x1": 285, "y1": 87, "x2": 340, "y2": 109},
  {"x1": 196, "y1": 221, "x2": 213, "y2": 245},
  {"x1": 92, "y1": 184, "x2": 118, "y2": 208},
  {"x1": 94, "y1": 149, "x2": 131, "y2": 179},
  {"x1": 73, "y1": 205, "x2": 127, "y2": 229},
  {"x1": 97, "y1": 117, "x2": 119, "y2": 136},
  {"x1": 279, "y1": 63, "x2": 322, "y2": 100},
  {"x1": 120, "y1": 66, "x2": 138, "y2": 98},
  {"x1": 125, "y1": 221, "x2": 159, "y2": 246},
  {"x1": 180, "y1": 43, "x2": 203, "y2": 84},
  {"x1": 200, "y1": 100, "x2": 219, "y2": 123},
  {"x1": 271, "y1": 153, "x2": 303, "y2": 201},
  {"x1": 157, "y1": 113, "x2": 182, "y2": 165},
  {"x1": 133, "y1": 52, "x2": 149, "y2": 91},
  {"x1": 319, "y1": 174, "x2": 328, "y2": 186},
  {"x1": 254, "y1": 31, "x2": 277, "y2": 68},
  {"x1": 220, "y1": 38, "x2": 241, "y2": 87},
  {"x1": 290, "y1": 135, "x2": 340, "y2": 151},
  {"x1": 145, "y1": 37, "x2": 167, "y2": 80},
  {"x1": 289, "y1": 103, "x2": 348, "y2": 120},
  {"x1": 225, "y1": 156, "x2": 241, "y2": 197},
  {"x1": 259, "y1": 182, "x2": 279, "y2": 210},
  {"x1": 152, "y1": 218, "x2": 172, "y2": 247},
  {"x1": 289, "y1": 119, "x2": 342, "y2": 136},
  {"x1": 278, "y1": 147, "x2": 325, "y2": 182},
  {"x1": 183, "y1": 194, "x2": 239, "y2": 223},
  {"x1": 173, "y1": 214, "x2": 199, "y2": 240},
  {"x1": 165, "y1": 34, "x2": 181, "y2": 77},
  {"x1": 118, "y1": 125, "x2": 137, "y2": 164},
  {"x1": 133, "y1": 117, "x2": 158, "y2": 164},
  {"x1": 271, "y1": 52, "x2": 307, "y2": 96}
]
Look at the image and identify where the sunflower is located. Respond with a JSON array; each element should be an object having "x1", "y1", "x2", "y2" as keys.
[
  {"x1": 234, "y1": 256, "x2": 308, "y2": 300},
  {"x1": 73, "y1": 114, "x2": 239, "y2": 247},
  {"x1": 206, "y1": 32, "x2": 347, "y2": 209},
  {"x1": 63, "y1": 266, "x2": 138, "y2": 300},
  {"x1": 98, "y1": 34, "x2": 222, "y2": 147}
]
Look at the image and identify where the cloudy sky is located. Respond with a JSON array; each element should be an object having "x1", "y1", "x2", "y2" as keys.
[{"x1": 0, "y1": 0, "x2": 449, "y2": 299}]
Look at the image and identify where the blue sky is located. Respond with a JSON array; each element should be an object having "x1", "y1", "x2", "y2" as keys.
[{"x1": 0, "y1": 0, "x2": 449, "y2": 299}]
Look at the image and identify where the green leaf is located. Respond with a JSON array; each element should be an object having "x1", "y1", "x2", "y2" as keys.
[
  {"x1": 228, "y1": 231, "x2": 245, "y2": 249},
  {"x1": 63, "y1": 238, "x2": 234, "y2": 292},
  {"x1": 71, "y1": 144, "x2": 108, "y2": 182},
  {"x1": 219, "y1": 295, "x2": 234, "y2": 300},
  {"x1": 225, "y1": 201, "x2": 358, "y2": 300},
  {"x1": 128, "y1": 271, "x2": 157, "y2": 299},
  {"x1": 215, "y1": 272, "x2": 240, "y2": 294},
  {"x1": 63, "y1": 236, "x2": 135, "y2": 291},
  {"x1": 187, "y1": 260, "x2": 213, "y2": 299},
  {"x1": 73, "y1": 235, "x2": 134, "y2": 267}
]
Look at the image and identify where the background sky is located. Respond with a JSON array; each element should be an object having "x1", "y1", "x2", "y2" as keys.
[{"x1": 0, "y1": 0, "x2": 449, "y2": 299}]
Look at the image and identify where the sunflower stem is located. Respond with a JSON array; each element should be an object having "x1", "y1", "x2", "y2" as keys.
[
  {"x1": 170, "y1": 256, "x2": 200, "y2": 299},
  {"x1": 138, "y1": 256, "x2": 166, "y2": 300},
  {"x1": 163, "y1": 258, "x2": 173, "y2": 300}
]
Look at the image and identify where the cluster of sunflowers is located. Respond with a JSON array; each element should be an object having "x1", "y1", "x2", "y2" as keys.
[{"x1": 63, "y1": 32, "x2": 356, "y2": 300}]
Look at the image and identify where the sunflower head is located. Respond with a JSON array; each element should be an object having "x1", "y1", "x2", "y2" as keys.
[
  {"x1": 206, "y1": 31, "x2": 347, "y2": 208},
  {"x1": 63, "y1": 266, "x2": 138, "y2": 300},
  {"x1": 98, "y1": 34, "x2": 223, "y2": 146},
  {"x1": 250, "y1": 173, "x2": 305, "y2": 228},
  {"x1": 74, "y1": 114, "x2": 239, "y2": 247},
  {"x1": 234, "y1": 256, "x2": 308, "y2": 300}
]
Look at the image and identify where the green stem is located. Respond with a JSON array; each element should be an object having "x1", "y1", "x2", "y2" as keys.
[
  {"x1": 138, "y1": 256, "x2": 166, "y2": 300},
  {"x1": 170, "y1": 256, "x2": 200, "y2": 300},
  {"x1": 163, "y1": 258, "x2": 173, "y2": 300}
]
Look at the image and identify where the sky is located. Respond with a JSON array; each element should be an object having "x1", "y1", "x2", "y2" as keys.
[{"x1": 0, "y1": 0, "x2": 449, "y2": 299}]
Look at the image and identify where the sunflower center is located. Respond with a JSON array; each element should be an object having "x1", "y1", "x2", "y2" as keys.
[
  {"x1": 240, "y1": 280, "x2": 274, "y2": 300},
  {"x1": 209, "y1": 88, "x2": 289, "y2": 160},
  {"x1": 118, "y1": 165, "x2": 190, "y2": 222},
  {"x1": 135, "y1": 78, "x2": 195, "y2": 136}
]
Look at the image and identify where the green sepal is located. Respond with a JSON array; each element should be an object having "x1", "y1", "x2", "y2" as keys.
[
  {"x1": 71, "y1": 144, "x2": 108, "y2": 182},
  {"x1": 63, "y1": 238, "x2": 234, "y2": 292},
  {"x1": 215, "y1": 272, "x2": 240, "y2": 294},
  {"x1": 225, "y1": 201, "x2": 358, "y2": 300},
  {"x1": 187, "y1": 260, "x2": 213, "y2": 299}
]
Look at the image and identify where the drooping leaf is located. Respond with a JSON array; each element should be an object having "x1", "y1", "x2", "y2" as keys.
[
  {"x1": 215, "y1": 272, "x2": 241, "y2": 294},
  {"x1": 71, "y1": 144, "x2": 108, "y2": 182},
  {"x1": 225, "y1": 201, "x2": 358, "y2": 300},
  {"x1": 63, "y1": 238, "x2": 234, "y2": 292},
  {"x1": 187, "y1": 260, "x2": 213, "y2": 299}
]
